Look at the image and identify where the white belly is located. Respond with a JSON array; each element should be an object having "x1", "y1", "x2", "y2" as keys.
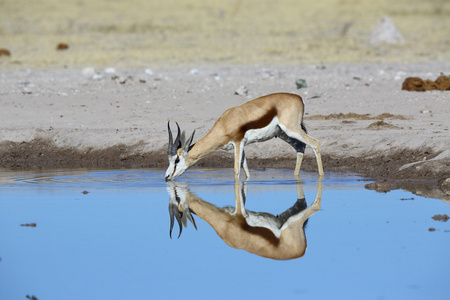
[
  {"x1": 243, "y1": 117, "x2": 280, "y2": 145},
  {"x1": 219, "y1": 117, "x2": 280, "y2": 151}
]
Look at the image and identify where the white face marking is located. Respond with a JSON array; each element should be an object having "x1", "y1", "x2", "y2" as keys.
[{"x1": 165, "y1": 154, "x2": 189, "y2": 180}]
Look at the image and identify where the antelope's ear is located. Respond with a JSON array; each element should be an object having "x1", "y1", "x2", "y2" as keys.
[
  {"x1": 180, "y1": 131, "x2": 187, "y2": 148},
  {"x1": 183, "y1": 130, "x2": 196, "y2": 153}
]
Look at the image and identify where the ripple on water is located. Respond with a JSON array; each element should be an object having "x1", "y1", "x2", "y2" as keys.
[{"x1": 0, "y1": 168, "x2": 365, "y2": 190}]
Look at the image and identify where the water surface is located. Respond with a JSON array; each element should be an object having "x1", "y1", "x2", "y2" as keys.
[{"x1": 0, "y1": 169, "x2": 449, "y2": 300}]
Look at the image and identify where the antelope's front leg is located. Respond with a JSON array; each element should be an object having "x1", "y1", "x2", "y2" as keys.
[
  {"x1": 313, "y1": 143, "x2": 324, "y2": 177},
  {"x1": 294, "y1": 152, "x2": 304, "y2": 177},
  {"x1": 233, "y1": 142, "x2": 245, "y2": 180}
]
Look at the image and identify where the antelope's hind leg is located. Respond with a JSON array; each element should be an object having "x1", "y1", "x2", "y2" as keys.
[
  {"x1": 277, "y1": 129, "x2": 307, "y2": 177},
  {"x1": 241, "y1": 150, "x2": 250, "y2": 179},
  {"x1": 278, "y1": 124, "x2": 324, "y2": 177}
]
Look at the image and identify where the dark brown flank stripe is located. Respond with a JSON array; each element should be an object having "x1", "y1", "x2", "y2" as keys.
[
  {"x1": 237, "y1": 217, "x2": 280, "y2": 246},
  {"x1": 237, "y1": 107, "x2": 277, "y2": 141}
]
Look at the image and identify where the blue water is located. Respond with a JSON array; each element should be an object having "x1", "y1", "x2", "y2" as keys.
[{"x1": 0, "y1": 169, "x2": 449, "y2": 300}]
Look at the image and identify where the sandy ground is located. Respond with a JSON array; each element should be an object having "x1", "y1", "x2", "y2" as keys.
[
  {"x1": 1, "y1": 63, "x2": 449, "y2": 199},
  {"x1": 0, "y1": 0, "x2": 449, "y2": 199}
]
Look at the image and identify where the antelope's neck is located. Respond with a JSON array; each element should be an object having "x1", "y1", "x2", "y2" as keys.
[{"x1": 185, "y1": 132, "x2": 226, "y2": 166}]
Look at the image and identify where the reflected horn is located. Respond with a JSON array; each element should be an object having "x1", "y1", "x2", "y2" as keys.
[{"x1": 169, "y1": 200, "x2": 183, "y2": 239}]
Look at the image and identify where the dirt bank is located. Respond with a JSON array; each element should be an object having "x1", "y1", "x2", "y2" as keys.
[{"x1": 1, "y1": 138, "x2": 449, "y2": 200}]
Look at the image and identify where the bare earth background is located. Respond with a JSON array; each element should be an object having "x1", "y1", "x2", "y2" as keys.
[{"x1": 1, "y1": 0, "x2": 449, "y2": 199}]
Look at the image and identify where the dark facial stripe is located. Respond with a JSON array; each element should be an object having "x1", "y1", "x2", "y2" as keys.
[
  {"x1": 171, "y1": 165, "x2": 177, "y2": 177},
  {"x1": 171, "y1": 155, "x2": 179, "y2": 177}
]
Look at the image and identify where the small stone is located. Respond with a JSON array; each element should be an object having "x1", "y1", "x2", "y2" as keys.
[
  {"x1": 295, "y1": 79, "x2": 308, "y2": 89},
  {"x1": 104, "y1": 67, "x2": 116, "y2": 74},
  {"x1": 189, "y1": 68, "x2": 199, "y2": 75},
  {"x1": 22, "y1": 82, "x2": 35, "y2": 94},
  {"x1": 56, "y1": 43, "x2": 69, "y2": 50},
  {"x1": 145, "y1": 68, "x2": 154, "y2": 75},
  {"x1": 0, "y1": 48, "x2": 11, "y2": 56},
  {"x1": 262, "y1": 70, "x2": 276, "y2": 79},
  {"x1": 235, "y1": 85, "x2": 248, "y2": 96},
  {"x1": 441, "y1": 178, "x2": 450, "y2": 195},
  {"x1": 441, "y1": 177, "x2": 450, "y2": 187},
  {"x1": 92, "y1": 73, "x2": 103, "y2": 80},
  {"x1": 82, "y1": 67, "x2": 96, "y2": 78}
]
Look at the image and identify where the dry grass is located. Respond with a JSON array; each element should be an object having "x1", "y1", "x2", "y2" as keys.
[{"x1": 1, "y1": 0, "x2": 449, "y2": 67}]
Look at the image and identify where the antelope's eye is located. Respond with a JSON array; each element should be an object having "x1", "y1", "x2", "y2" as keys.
[{"x1": 175, "y1": 156, "x2": 180, "y2": 164}]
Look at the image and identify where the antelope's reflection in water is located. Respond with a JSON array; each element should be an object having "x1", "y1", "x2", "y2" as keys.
[{"x1": 167, "y1": 179, "x2": 322, "y2": 260}]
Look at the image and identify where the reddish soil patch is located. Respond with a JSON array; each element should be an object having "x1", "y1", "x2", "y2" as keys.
[
  {"x1": 306, "y1": 113, "x2": 407, "y2": 121},
  {"x1": 402, "y1": 75, "x2": 450, "y2": 91},
  {"x1": 367, "y1": 120, "x2": 402, "y2": 130}
]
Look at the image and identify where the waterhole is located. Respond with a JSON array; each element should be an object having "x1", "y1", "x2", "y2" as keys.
[{"x1": 0, "y1": 169, "x2": 448, "y2": 299}]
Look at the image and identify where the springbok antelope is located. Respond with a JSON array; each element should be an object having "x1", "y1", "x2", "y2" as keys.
[
  {"x1": 167, "y1": 179, "x2": 322, "y2": 260},
  {"x1": 165, "y1": 93, "x2": 324, "y2": 180}
]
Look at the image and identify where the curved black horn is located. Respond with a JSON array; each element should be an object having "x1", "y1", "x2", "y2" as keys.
[
  {"x1": 167, "y1": 122, "x2": 182, "y2": 156},
  {"x1": 174, "y1": 122, "x2": 182, "y2": 150},
  {"x1": 167, "y1": 122, "x2": 173, "y2": 155}
]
